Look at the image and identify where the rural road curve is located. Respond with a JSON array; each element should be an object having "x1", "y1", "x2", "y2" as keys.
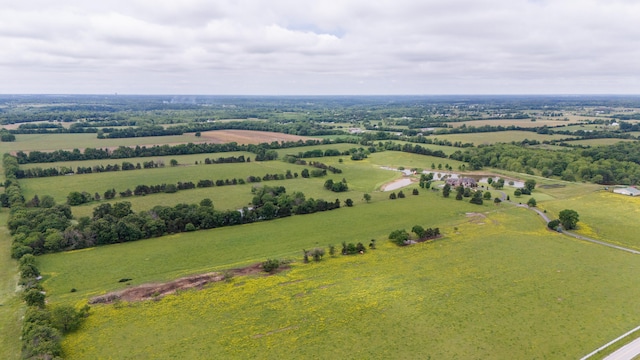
[
  {"x1": 527, "y1": 205, "x2": 640, "y2": 255},
  {"x1": 497, "y1": 190, "x2": 640, "y2": 255},
  {"x1": 493, "y1": 187, "x2": 640, "y2": 357},
  {"x1": 500, "y1": 190, "x2": 640, "y2": 359},
  {"x1": 602, "y1": 337, "x2": 640, "y2": 360}
]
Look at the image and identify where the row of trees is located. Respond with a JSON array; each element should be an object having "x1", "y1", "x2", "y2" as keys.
[
  {"x1": 389, "y1": 189, "x2": 420, "y2": 199},
  {"x1": 12, "y1": 138, "x2": 345, "y2": 164},
  {"x1": 450, "y1": 143, "x2": 640, "y2": 185},
  {"x1": 14, "y1": 185, "x2": 347, "y2": 255},
  {"x1": 7, "y1": 118, "x2": 347, "y2": 138},
  {"x1": 66, "y1": 170, "x2": 316, "y2": 206},
  {"x1": 388, "y1": 225, "x2": 441, "y2": 246},
  {"x1": 19, "y1": 254, "x2": 90, "y2": 358},
  {"x1": 14, "y1": 159, "x2": 167, "y2": 179}
]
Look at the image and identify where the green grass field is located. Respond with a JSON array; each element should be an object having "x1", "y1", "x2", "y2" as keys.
[
  {"x1": 9, "y1": 133, "x2": 640, "y2": 359},
  {"x1": 430, "y1": 130, "x2": 573, "y2": 145},
  {"x1": 558, "y1": 124, "x2": 603, "y2": 132},
  {"x1": 0, "y1": 133, "x2": 202, "y2": 153},
  {"x1": 55, "y1": 205, "x2": 640, "y2": 359},
  {"x1": 0, "y1": 210, "x2": 22, "y2": 360},
  {"x1": 446, "y1": 118, "x2": 577, "y2": 128},
  {"x1": 541, "y1": 190, "x2": 640, "y2": 250},
  {"x1": 18, "y1": 151, "x2": 254, "y2": 171},
  {"x1": 39, "y1": 192, "x2": 479, "y2": 303},
  {"x1": 560, "y1": 138, "x2": 636, "y2": 146},
  {"x1": 20, "y1": 149, "x2": 461, "y2": 217}
]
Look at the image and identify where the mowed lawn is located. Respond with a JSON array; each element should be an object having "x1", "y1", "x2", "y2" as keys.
[{"x1": 57, "y1": 206, "x2": 640, "y2": 359}]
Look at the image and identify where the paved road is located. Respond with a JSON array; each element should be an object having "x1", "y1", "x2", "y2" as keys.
[{"x1": 603, "y1": 337, "x2": 640, "y2": 360}]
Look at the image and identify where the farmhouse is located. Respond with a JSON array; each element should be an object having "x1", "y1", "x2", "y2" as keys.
[
  {"x1": 613, "y1": 187, "x2": 640, "y2": 196},
  {"x1": 446, "y1": 177, "x2": 477, "y2": 188}
]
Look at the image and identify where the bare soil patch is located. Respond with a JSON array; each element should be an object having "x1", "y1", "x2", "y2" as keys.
[
  {"x1": 198, "y1": 130, "x2": 315, "y2": 145},
  {"x1": 89, "y1": 263, "x2": 286, "y2": 304},
  {"x1": 381, "y1": 177, "x2": 417, "y2": 191}
]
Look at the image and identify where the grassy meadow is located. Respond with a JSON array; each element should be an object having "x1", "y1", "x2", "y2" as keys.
[
  {"x1": 20, "y1": 147, "x2": 460, "y2": 217},
  {"x1": 446, "y1": 118, "x2": 576, "y2": 128},
  {"x1": 57, "y1": 206, "x2": 640, "y2": 359},
  {"x1": 542, "y1": 190, "x2": 640, "y2": 250},
  {"x1": 430, "y1": 130, "x2": 572, "y2": 145},
  {"x1": 0, "y1": 210, "x2": 22, "y2": 360},
  {"x1": 0, "y1": 133, "x2": 203, "y2": 153},
  {"x1": 39, "y1": 192, "x2": 479, "y2": 303},
  {"x1": 18, "y1": 151, "x2": 254, "y2": 171},
  {"x1": 560, "y1": 138, "x2": 636, "y2": 146},
  {"x1": 7, "y1": 129, "x2": 640, "y2": 359}
]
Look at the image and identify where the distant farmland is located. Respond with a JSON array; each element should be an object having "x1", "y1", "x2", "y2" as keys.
[{"x1": 198, "y1": 130, "x2": 315, "y2": 144}]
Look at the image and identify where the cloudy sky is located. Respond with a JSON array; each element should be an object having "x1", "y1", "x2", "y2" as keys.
[{"x1": 1, "y1": 0, "x2": 639, "y2": 95}]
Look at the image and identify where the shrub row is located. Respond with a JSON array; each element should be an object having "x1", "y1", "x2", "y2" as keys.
[{"x1": 18, "y1": 253, "x2": 90, "y2": 359}]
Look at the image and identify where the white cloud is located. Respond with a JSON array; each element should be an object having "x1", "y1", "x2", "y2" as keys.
[{"x1": 0, "y1": 0, "x2": 639, "y2": 94}]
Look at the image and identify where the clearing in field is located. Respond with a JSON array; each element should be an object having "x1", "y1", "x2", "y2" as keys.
[{"x1": 198, "y1": 130, "x2": 315, "y2": 144}]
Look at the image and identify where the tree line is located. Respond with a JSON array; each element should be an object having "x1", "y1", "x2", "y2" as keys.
[
  {"x1": 450, "y1": 143, "x2": 640, "y2": 184},
  {"x1": 14, "y1": 155, "x2": 247, "y2": 179},
  {"x1": 6, "y1": 119, "x2": 347, "y2": 138},
  {"x1": 12, "y1": 138, "x2": 354, "y2": 164},
  {"x1": 10, "y1": 185, "x2": 344, "y2": 257},
  {"x1": 65, "y1": 169, "x2": 316, "y2": 206},
  {"x1": 18, "y1": 253, "x2": 90, "y2": 358}
]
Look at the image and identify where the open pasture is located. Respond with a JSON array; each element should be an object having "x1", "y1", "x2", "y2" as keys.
[
  {"x1": 274, "y1": 142, "x2": 356, "y2": 158},
  {"x1": 20, "y1": 159, "x2": 314, "y2": 204},
  {"x1": 20, "y1": 149, "x2": 455, "y2": 215},
  {"x1": 445, "y1": 118, "x2": 576, "y2": 128},
  {"x1": 541, "y1": 190, "x2": 640, "y2": 250},
  {"x1": 198, "y1": 130, "x2": 314, "y2": 144},
  {"x1": 0, "y1": 210, "x2": 22, "y2": 360},
  {"x1": 19, "y1": 151, "x2": 254, "y2": 171},
  {"x1": 0, "y1": 133, "x2": 201, "y2": 153},
  {"x1": 39, "y1": 191, "x2": 480, "y2": 303},
  {"x1": 57, "y1": 206, "x2": 640, "y2": 359},
  {"x1": 378, "y1": 140, "x2": 459, "y2": 156},
  {"x1": 559, "y1": 124, "x2": 606, "y2": 132},
  {"x1": 429, "y1": 130, "x2": 572, "y2": 145},
  {"x1": 560, "y1": 138, "x2": 636, "y2": 146},
  {"x1": 68, "y1": 176, "x2": 372, "y2": 220}
]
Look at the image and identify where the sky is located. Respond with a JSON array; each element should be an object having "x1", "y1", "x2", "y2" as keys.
[{"x1": 1, "y1": 0, "x2": 639, "y2": 95}]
